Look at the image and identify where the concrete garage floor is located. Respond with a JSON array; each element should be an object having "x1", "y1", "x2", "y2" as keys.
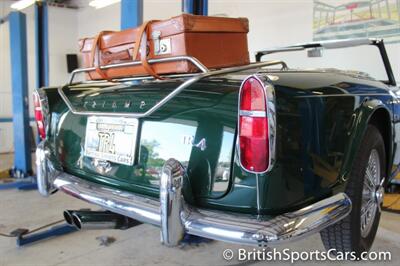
[{"x1": 0, "y1": 156, "x2": 400, "y2": 265}]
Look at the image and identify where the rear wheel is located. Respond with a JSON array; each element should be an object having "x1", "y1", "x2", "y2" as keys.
[{"x1": 320, "y1": 125, "x2": 386, "y2": 257}]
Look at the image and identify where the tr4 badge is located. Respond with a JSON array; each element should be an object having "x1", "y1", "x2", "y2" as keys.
[{"x1": 182, "y1": 136, "x2": 207, "y2": 151}]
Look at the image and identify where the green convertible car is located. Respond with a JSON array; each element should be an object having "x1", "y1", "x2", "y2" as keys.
[{"x1": 35, "y1": 38, "x2": 398, "y2": 256}]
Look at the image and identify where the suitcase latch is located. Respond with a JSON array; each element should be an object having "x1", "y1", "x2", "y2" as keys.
[{"x1": 152, "y1": 31, "x2": 171, "y2": 56}]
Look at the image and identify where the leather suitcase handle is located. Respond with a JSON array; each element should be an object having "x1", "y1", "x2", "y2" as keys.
[
  {"x1": 90, "y1": 31, "x2": 114, "y2": 80},
  {"x1": 90, "y1": 20, "x2": 164, "y2": 80},
  {"x1": 101, "y1": 50, "x2": 131, "y2": 65}
]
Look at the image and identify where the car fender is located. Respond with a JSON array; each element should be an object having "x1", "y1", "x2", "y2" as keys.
[{"x1": 338, "y1": 98, "x2": 392, "y2": 190}]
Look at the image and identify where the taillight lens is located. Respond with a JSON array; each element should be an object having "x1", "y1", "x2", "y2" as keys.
[
  {"x1": 238, "y1": 76, "x2": 269, "y2": 172},
  {"x1": 33, "y1": 91, "x2": 46, "y2": 139}
]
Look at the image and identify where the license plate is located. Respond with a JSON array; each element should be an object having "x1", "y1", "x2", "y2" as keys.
[{"x1": 84, "y1": 116, "x2": 139, "y2": 166}]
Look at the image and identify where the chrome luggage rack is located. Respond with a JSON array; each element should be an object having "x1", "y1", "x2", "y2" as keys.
[{"x1": 59, "y1": 56, "x2": 288, "y2": 118}]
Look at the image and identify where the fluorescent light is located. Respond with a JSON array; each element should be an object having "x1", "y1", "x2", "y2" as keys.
[
  {"x1": 10, "y1": 0, "x2": 36, "y2": 10},
  {"x1": 89, "y1": 0, "x2": 121, "y2": 9}
]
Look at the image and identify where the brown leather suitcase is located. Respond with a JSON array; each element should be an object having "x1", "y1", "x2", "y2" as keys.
[{"x1": 79, "y1": 14, "x2": 249, "y2": 80}]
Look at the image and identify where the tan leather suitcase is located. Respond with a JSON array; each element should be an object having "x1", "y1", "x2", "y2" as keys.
[{"x1": 79, "y1": 14, "x2": 249, "y2": 80}]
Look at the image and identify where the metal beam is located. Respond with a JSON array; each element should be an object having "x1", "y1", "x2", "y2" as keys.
[
  {"x1": 34, "y1": 0, "x2": 49, "y2": 149},
  {"x1": 35, "y1": 1, "x2": 49, "y2": 89},
  {"x1": 201, "y1": 0, "x2": 208, "y2": 15},
  {"x1": 183, "y1": 0, "x2": 194, "y2": 13},
  {"x1": 182, "y1": 0, "x2": 208, "y2": 15},
  {"x1": 16, "y1": 224, "x2": 77, "y2": 247},
  {"x1": 121, "y1": 0, "x2": 143, "y2": 30},
  {"x1": 9, "y1": 11, "x2": 32, "y2": 177}
]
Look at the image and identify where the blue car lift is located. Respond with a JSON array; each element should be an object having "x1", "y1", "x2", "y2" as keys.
[
  {"x1": 10, "y1": 222, "x2": 78, "y2": 247},
  {"x1": 9, "y1": 11, "x2": 31, "y2": 178},
  {"x1": 0, "y1": 1, "x2": 49, "y2": 191},
  {"x1": 35, "y1": 0, "x2": 49, "y2": 89},
  {"x1": 0, "y1": 11, "x2": 35, "y2": 190}
]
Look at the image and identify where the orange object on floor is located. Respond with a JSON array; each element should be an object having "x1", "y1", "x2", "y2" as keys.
[{"x1": 383, "y1": 193, "x2": 400, "y2": 212}]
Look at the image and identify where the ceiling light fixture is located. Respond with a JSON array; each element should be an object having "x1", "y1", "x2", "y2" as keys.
[
  {"x1": 89, "y1": 0, "x2": 121, "y2": 9},
  {"x1": 10, "y1": 0, "x2": 37, "y2": 10}
]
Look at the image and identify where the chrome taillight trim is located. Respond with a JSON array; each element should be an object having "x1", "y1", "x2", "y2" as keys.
[
  {"x1": 237, "y1": 74, "x2": 276, "y2": 174},
  {"x1": 33, "y1": 88, "x2": 49, "y2": 139},
  {"x1": 238, "y1": 110, "x2": 267, "y2": 117}
]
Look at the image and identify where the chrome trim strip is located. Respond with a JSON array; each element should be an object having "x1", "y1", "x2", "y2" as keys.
[
  {"x1": 295, "y1": 93, "x2": 392, "y2": 98},
  {"x1": 46, "y1": 160, "x2": 351, "y2": 247},
  {"x1": 239, "y1": 110, "x2": 267, "y2": 117},
  {"x1": 255, "y1": 173, "x2": 261, "y2": 211},
  {"x1": 58, "y1": 58, "x2": 287, "y2": 119}
]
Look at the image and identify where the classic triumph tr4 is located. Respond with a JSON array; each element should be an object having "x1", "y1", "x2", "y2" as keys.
[{"x1": 35, "y1": 38, "x2": 398, "y2": 256}]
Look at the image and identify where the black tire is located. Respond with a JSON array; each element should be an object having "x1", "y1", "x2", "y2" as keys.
[{"x1": 320, "y1": 125, "x2": 386, "y2": 257}]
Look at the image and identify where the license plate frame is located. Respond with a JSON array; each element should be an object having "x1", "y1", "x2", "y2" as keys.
[{"x1": 84, "y1": 116, "x2": 139, "y2": 166}]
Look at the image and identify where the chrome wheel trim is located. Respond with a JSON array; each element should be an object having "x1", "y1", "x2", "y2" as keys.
[{"x1": 361, "y1": 149, "x2": 383, "y2": 238}]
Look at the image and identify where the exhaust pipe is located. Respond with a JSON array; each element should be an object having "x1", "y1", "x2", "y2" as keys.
[
  {"x1": 63, "y1": 210, "x2": 75, "y2": 225},
  {"x1": 64, "y1": 210, "x2": 141, "y2": 230}
]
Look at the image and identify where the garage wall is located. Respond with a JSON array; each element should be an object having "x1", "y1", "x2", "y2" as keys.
[
  {"x1": 48, "y1": 6, "x2": 78, "y2": 86},
  {"x1": 0, "y1": 1, "x2": 78, "y2": 153},
  {"x1": 209, "y1": 0, "x2": 400, "y2": 82}
]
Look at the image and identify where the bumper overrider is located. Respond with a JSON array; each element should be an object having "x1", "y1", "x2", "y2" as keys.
[{"x1": 36, "y1": 142, "x2": 352, "y2": 246}]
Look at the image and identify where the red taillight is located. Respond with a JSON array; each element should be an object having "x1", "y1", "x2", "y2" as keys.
[
  {"x1": 33, "y1": 91, "x2": 46, "y2": 139},
  {"x1": 238, "y1": 76, "x2": 269, "y2": 173}
]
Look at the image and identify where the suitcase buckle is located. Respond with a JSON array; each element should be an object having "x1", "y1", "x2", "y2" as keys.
[{"x1": 152, "y1": 31, "x2": 171, "y2": 56}]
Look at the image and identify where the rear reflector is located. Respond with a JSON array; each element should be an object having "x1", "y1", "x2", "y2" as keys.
[
  {"x1": 238, "y1": 76, "x2": 270, "y2": 173},
  {"x1": 33, "y1": 91, "x2": 46, "y2": 139}
]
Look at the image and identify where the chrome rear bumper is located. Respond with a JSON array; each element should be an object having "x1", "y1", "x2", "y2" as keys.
[{"x1": 37, "y1": 145, "x2": 352, "y2": 246}]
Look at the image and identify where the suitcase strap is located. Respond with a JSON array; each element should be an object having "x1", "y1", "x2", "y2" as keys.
[
  {"x1": 89, "y1": 30, "x2": 114, "y2": 80},
  {"x1": 139, "y1": 26, "x2": 165, "y2": 80},
  {"x1": 90, "y1": 21, "x2": 164, "y2": 80},
  {"x1": 136, "y1": 20, "x2": 165, "y2": 80}
]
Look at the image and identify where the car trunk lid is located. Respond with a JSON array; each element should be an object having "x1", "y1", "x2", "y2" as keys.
[{"x1": 51, "y1": 79, "x2": 239, "y2": 200}]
